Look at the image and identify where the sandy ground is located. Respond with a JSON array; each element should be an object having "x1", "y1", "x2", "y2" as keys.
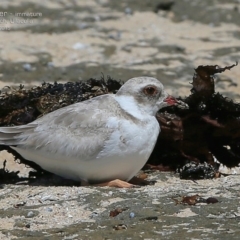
[{"x1": 0, "y1": 0, "x2": 240, "y2": 239}]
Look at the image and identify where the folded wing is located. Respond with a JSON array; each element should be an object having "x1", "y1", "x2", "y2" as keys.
[{"x1": 0, "y1": 94, "x2": 120, "y2": 161}]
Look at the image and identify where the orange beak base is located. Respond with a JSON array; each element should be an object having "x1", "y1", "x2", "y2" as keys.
[{"x1": 164, "y1": 96, "x2": 178, "y2": 106}]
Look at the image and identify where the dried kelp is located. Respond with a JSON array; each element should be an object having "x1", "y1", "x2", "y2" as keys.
[
  {"x1": 0, "y1": 63, "x2": 240, "y2": 179},
  {"x1": 177, "y1": 161, "x2": 219, "y2": 179},
  {"x1": 172, "y1": 194, "x2": 219, "y2": 205},
  {"x1": 149, "y1": 62, "x2": 240, "y2": 172},
  {"x1": 109, "y1": 207, "x2": 128, "y2": 217},
  {"x1": 0, "y1": 76, "x2": 122, "y2": 126}
]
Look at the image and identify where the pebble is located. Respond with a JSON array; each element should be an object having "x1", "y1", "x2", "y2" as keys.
[
  {"x1": 41, "y1": 195, "x2": 57, "y2": 201},
  {"x1": 41, "y1": 195, "x2": 50, "y2": 201},
  {"x1": 47, "y1": 62, "x2": 54, "y2": 68},
  {"x1": 90, "y1": 212, "x2": 99, "y2": 218},
  {"x1": 129, "y1": 212, "x2": 135, "y2": 218},
  {"x1": 125, "y1": 7, "x2": 133, "y2": 15},
  {"x1": 22, "y1": 63, "x2": 32, "y2": 71},
  {"x1": 108, "y1": 31, "x2": 121, "y2": 40},
  {"x1": 72, "y1": 42, "x2": 89, "y2": 50},
  {"x1": 25, "y1": 223, "x2": 31, "y2": 228},
  {"x1": 46, "y1": 207, "x2": 53, "y2": 212},
  {"x1": 26, "y1": 211, "x2": 34, "y2": 218},
  {"x1": 119, "y1": 189, "x2": 127, "y2": 193}
]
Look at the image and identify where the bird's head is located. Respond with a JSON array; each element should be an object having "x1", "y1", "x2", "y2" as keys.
[{"x1": 116, "y1": 77, "x2": 177, "y2": 116}]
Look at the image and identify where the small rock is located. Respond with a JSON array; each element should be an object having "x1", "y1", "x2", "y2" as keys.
[
  {"x1": 129, "y1": 212, "x2": 135, "y2": 218},
  {"x1": 72, "y1": 42, "x2": 89, "y2": 50},
  {"x1": 125, "y1": 7, "x2": 132, "y2": 15},
  {"x1": 90, "y1": 212, "x2": 98, "y2": 218},
  {"x1": 23, "y1": 63, "x2": 32, "y2": 71},
  {"x1": 108, "y1": 31, "x2": 121, "y2": 40},
  {"x1": 47, "y1": 62, "x2": 54, "y2": 68},
  {"x1": 46, "y1": 207, "x2": 53, "y2": 212},
  {"x1": 25, "y1": 223, "x2": 30, "y2": 228},
  {"x1": 41, "y1": 195, "x2": 57, "y2": 201},
  {"x1": 119, "y1": 189, "x2": 126, "y2": 193},
  {"x1": 26, "y1": 211, "x2": 34, "y2": 218}
]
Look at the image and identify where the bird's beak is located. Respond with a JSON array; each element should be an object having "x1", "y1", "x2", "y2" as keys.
[
  {"x1": 164, "y1": 95, "x2": 178, "y2": 105},
  {"x1": 163, "y1": 95, "x2": 189, "y2": 109}
]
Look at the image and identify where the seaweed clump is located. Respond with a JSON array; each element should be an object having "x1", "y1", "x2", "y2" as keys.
[
  {"x1": 149, "y1": 62, "x2": 240, "y2": 171},
  {"x1": 0, "y1": 75, "x2": 122, "y2": 126}
]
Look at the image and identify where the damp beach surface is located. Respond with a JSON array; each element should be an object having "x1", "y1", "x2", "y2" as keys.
[{"x1": 1, "y1": 0, "x2": 240, "y2": 239}]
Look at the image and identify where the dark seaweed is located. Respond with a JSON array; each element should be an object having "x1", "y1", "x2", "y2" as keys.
[{"x1": 149, "y1": 62, "x2": 240, "y2": 170}]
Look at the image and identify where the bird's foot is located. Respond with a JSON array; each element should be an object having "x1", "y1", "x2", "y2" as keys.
[
  {"x1": 81, "y1": 176, "x2": 156, "y2": 188},
  {"x1": 81, "y1": 179, "x2": 134, "y2": 188},
  {"x1": 97, "y1": 179, "x2": 134, "y2": 188}
]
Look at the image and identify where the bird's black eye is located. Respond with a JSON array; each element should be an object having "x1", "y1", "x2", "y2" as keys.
[{"x1": 143, "y1": 86, "x2": 158, "y2": 96}]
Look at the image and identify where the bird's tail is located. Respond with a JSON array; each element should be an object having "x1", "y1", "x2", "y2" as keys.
[{"x1": 0, "y1": 125, "x2": 33, "y2": 145}]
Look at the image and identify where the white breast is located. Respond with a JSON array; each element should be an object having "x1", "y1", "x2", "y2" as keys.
[{"x1": 85, "y1": 115, "x2": 160, "y2": 182}]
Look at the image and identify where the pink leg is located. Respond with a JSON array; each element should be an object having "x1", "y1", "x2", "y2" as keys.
[{"x1": 81, "y1": 179, "x2": 134, "y2": 188}]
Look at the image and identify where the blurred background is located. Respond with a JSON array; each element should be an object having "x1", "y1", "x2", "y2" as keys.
[{"x1": 0, "y1": 0, "x2": 240, "y2": 99}]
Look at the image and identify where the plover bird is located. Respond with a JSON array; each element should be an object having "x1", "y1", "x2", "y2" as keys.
[{"x1": 0, "y1": 77, "x2": 176, "y2": 187}]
